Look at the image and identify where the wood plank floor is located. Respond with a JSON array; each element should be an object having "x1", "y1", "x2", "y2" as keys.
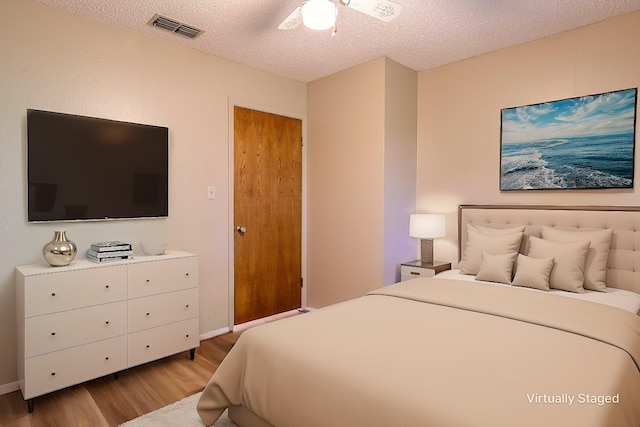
[{"x1": 0, "y1": 331, "x2": 241, "y2": 427}]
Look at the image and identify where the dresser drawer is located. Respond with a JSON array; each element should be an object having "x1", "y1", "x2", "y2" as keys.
[
  {"x1": 128, "y1": 288, "x2": 199, "y2": 333},
  {"x1": 23, "y1": 335, "x2": 126, "y2": 399},
  {"x1": 128, "y1": 257, "x2": 198, "y2": 298},
  {"x1": 400, "y1": 265, "x2": 436, "y2": 280},
  {"x1": 24, "y1": 302, "x2": 127, "y2": 358},
  {"x1": 128, "y1": 318, "x2": 199, "y2": 368},
  {"x1": 24, "y1": 266, "x2": 127, "y2": 317},
  {"x1": 400, "y1": 262, "x2": 451, "y2": 281}
]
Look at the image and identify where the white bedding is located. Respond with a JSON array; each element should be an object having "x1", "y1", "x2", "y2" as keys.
[
  {"x1": 199, "y1": 277, "x2": 640, "y2": 427},
  {"x1": 437, "y1": 269, "x2": 640, "y2": 314}
]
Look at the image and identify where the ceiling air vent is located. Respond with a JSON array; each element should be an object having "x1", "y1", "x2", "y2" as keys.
[{"x1": 148, "y1": 14, "x2": 204, "y2": 39}]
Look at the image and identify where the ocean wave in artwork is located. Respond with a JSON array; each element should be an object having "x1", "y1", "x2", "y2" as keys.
[{"x1": 501, "y1": 134, "x2": 633, "y2": 190}]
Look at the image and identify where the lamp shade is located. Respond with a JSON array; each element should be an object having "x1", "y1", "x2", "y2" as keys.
[
  {"x1": 301, "y1": 0, "x2": 338, "y2": 30},
  {"x1": 409, "y1": 214, "x2": 446, "y2": 239}
]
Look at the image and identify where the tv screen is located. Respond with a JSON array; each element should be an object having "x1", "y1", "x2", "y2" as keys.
[{"x1": 27, "y1": 109, "x2": 169, "y2": 222}]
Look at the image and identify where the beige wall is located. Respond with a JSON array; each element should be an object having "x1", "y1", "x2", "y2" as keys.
[
  {"x1": 0, "y1": 0, "x2": 305, "y2": 389},
  {"x1": 383, "y1": 59, "x2": 418, "y2": 284},
  {"x1": 307, "y1": 58, "x2": 417, "y2": 307},
  {"x1": 417, "y1": 11, "x2": 640, "y2": 263},
  {"x1": 308, "y1": 58, "x2": 386, "y2": 307}
]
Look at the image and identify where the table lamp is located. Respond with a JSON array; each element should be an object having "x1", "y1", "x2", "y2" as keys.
[{"x1": 409, "y1": 213, "x2": 446, "y2": 265}]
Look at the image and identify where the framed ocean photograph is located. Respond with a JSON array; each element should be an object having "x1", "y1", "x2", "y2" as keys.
[{"x1": 500, "y1": 88, "x2": 637, "y2": 191}]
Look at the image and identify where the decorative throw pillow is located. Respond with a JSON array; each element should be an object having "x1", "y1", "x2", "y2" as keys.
[
  {"x1": 541, "y1": 226, "x2": 613, "y2": 292},
  {"x1": 511, "y1": 254, "x2": 555, "y2": 291},
  {"x1": 527, "y1": 236, "x2": 590, "y2": 293},
  {"x1": 469, "y1": 224, "x2": 526, "y2": 236},
  {"x1": 475, "y1": 251, "x2": 518, "y2": 284},
  {"x1": 458, "y1": 230, "x2": 524, "y2": 275}
]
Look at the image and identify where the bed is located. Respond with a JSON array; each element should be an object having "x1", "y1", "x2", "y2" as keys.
[{"x1": 198, "y1": 205, "x2": 640, "y2": 427}]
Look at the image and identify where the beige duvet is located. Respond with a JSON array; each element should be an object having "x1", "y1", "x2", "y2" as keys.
[{"x1": 198, "y1": 278, "x2": 640, "y2": 427}]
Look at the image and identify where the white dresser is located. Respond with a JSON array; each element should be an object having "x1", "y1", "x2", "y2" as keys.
[{"x1": 16, "y1": 250, "x2": 199, "y2": 412}]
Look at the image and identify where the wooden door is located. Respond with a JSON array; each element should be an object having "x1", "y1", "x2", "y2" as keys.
[{"x1": 234, "y1": 107, "x2": 302, "y2": 324}]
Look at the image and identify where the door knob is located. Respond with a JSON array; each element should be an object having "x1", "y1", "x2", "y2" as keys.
[{"x1": 236, "y1": 226, "x2": 247, "y2": 235}]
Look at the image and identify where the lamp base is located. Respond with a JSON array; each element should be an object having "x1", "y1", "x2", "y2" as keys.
[{"x1": 420, "y1": 238, "x2": 434, "y2": 265}]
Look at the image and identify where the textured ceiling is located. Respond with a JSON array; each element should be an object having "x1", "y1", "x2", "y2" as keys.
[{"x1": 37, "y1": 0, "x2": 640, "y2": 82}]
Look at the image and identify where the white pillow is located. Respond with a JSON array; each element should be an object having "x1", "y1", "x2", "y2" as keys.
[
  {"x1": 527, "y1": 236, "x2": 590, "y2": 293},
  {"x1": 468, "y1": 224, "x2": 525, "y2": 236},
  {"x1": 475, "y1": 251, "x2": 518, "y2": 284},
  {"x1": 511, "y1": 254, "x2": 555, "y2": 291},
  {"x1": 458, "y1": 230, "x2": 524, "y2": 275},
  {"x1": 541, "y1": 226, "x2": 612, "y2": 292}
]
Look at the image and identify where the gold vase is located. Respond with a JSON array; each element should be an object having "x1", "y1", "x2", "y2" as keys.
[{"x1": 42, "y1": 231, "x2": 77, "y2": 267}]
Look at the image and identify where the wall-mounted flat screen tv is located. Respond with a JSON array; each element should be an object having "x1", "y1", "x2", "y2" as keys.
[{"x1": 27, "y1": 109, "x2": 169, "y2": 222}]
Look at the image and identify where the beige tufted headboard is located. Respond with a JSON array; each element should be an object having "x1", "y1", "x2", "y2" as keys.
[{"x1": 458, "y1": 204, "x2": 640, "y2": 294}]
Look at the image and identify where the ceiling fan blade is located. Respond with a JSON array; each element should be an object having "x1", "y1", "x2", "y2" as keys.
[
  {"x1": 342, "y1": 0, "x2": 402, "y2": 22},
  {"x1": 278, "y1": 5, "x2": 304, "y2": 30}
]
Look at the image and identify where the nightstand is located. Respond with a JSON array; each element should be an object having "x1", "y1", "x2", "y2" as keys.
[{"x1": 400, "y1": 260, "x2": 451, "y2": 281}]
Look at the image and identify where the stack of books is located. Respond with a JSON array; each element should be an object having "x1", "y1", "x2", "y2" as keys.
[{"x1": 87, "y1": 241, "x2": 133, "y2": 263}]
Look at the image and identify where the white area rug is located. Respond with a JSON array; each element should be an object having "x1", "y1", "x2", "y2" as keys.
[{"x1": 119, "y1": 392, "x2": 236, "y2": 427}]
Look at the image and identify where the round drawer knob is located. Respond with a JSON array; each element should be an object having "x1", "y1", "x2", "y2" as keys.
[
  {"x1": 145, "y1": 279, "x2": 150, "y2": 283},
  {"x1": 51, "y1": 331, "x2": 56, "y2": 336},
  {"x1": 51, "y1": 372, "x2": 56, "y2": 376},
  {"x1": 51, "y1": 292, "x2": 56, "y2": 297},
  {"x1": 146, "y1": 345, "x2": 150, "y2": 349},
  {"x1": 105, "y1": 284, "x2": 110, "y2": 289},
  {"x1": 105, "y1": 321, "x2": 110, "y2": 325},
  {"x1": 185, "y1": 273, "x2": 189, "y2": 277},
  {"x1": 146, "y1": 312, "x2": 150, "y2": 316},
  {"x1": 105, "y1": 357, "x2": 109, "y2": 361},
  {"x1": 186, "y1": 334, "x2": 189, "y2": 338},
  {"x1": 185, "y1": 304, "x2": 189, "y2": 308}
]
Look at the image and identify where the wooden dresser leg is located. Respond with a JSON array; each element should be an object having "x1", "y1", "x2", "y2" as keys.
[
  {"x1": 27, "y1": 399, "x2": 34, "y2": 413},
  {"x1": 190, "y1": 348, "x2": 196, "y2": 361}
]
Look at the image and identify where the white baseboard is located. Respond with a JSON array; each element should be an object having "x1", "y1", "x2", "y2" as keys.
[
  {"x1": 198, "y1": 308, "x2": 316, "y2": 341},
  {"x1": 0, "y1": 381, "x2": 19, "y2": 396},
  {"x1": 199, "y1": 326, "x2": 231, "y2": 341}
]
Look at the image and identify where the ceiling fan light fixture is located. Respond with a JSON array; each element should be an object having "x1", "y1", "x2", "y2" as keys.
[{"x1": 301, "y1": 0, "x2": 338, "y2": 31}]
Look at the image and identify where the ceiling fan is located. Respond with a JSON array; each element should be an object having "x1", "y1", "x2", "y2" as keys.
[{"x1": 278, "y1": 0, "x2": 402, "y2": 34}]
